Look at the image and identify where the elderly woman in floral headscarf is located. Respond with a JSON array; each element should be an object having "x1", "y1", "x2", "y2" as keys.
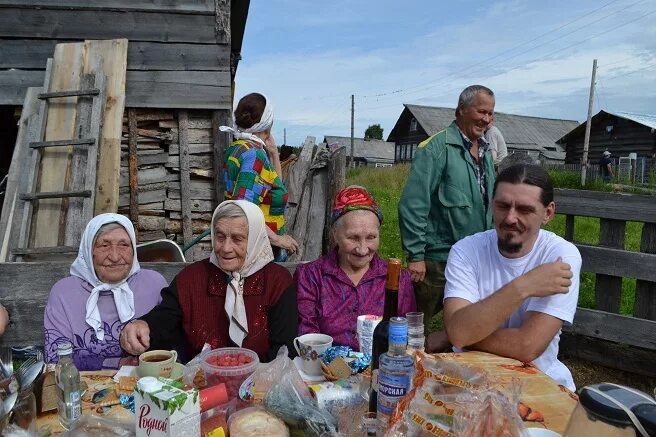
[
  {"x1": 44, "y1": 214, "x2": 167, "y2": 370},
  {"x1": 120, "y1": 200, "x2": 298, "y2": 363},
  {"x1": 295, "y1": 186, "x2": 416, "y2": 350},
  {"x1": 220, "y1": 92, "x2": 298, "y2": 261}
]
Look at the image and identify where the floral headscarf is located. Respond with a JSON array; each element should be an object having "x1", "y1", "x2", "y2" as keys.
[{"x1": 331, "y1": 185, "x2": 383, "y2": 225}]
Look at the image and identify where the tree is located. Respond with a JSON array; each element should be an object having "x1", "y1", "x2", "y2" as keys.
[{"x1": 364, "y1": 124, "x2": 384, "y2": 140}]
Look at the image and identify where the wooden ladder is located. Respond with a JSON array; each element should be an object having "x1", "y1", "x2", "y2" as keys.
[{"x1": 9, "y1": 62, "x2": 107, "y2": 261}]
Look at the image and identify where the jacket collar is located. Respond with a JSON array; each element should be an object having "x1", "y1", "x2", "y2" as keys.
[{"x1": 324, "y1": 248, "x2": 387, "y2": 286}]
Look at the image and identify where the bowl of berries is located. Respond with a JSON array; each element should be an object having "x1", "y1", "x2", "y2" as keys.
[{"x1": 201, "y1": 347, "x2": 259, "y2": 398}]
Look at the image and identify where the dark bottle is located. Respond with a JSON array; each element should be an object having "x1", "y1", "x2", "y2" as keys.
[{"x1": 368, "y1": 258, "x2": 402, "y2": 413}]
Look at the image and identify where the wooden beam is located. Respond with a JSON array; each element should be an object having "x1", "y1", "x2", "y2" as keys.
[
  {"x1": 0, "y1": 69, "x2": 43, "y2": 105},
  {"x1": 554, "y1": 189, "x2": 656, "y2": 223},
  {"x1": 594, "y1": 219, "x2": 625, "y2": 314},
  {"x1": 325, "y1": 146, "x2": 346, "y2": 250},
  {"x1": 0, "y1": 8, "x2": 218, "y2": 43},
  {"x1": 178, "y1": 111, "x2": 192, "y2": 245},
  {"x1": 212, "y1": 110, "x2": 230, "y2": 205},
  {"x1": 576, "y1": 244, "x2": 656, "y2": 282},
  {"x1": 128, "y1": 108, "x2": 140, "y2": 228},
  {"x1": 563, "y1": 308, "x2": 656, "y2": 350},
  {"x1": 634, "y1": 223, "x2": 656, "y2": 320},
  {"x1": 0, "y1": 1, "x2": 215, "y2": 13}
]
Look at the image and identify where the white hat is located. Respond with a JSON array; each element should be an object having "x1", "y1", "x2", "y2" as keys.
[{"x1": 603, "y1": 150, "x2": 611, "y2": 156}]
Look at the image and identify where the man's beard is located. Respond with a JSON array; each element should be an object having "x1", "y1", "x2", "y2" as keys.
[{"x1": 498, "y1": 236, "x2": 522, "y2": 254}]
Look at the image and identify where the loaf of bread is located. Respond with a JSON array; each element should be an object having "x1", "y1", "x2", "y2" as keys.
[{"x1": 229, "y1": 407, "x2": 289, "y2": 437}]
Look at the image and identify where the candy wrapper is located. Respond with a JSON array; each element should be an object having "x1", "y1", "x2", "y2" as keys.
[{"x1": 322, "y1": 346, "x2": 370, "y2": 374}]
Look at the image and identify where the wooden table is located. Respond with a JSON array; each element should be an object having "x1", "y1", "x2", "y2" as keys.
[
  {"x1": 36, "y1": 370, "x2": 134, "y2": 435},
  {"x1": 434, "y1": 351, "x2": 578, "y2": 435}
]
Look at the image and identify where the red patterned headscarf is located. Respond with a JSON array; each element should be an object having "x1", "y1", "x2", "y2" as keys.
[{"x1": 331, "y1": 185, "x2": 383, "y2": 225}]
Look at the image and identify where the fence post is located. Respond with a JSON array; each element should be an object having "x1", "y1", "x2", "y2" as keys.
[
  {"x1": 595, "y1": 219, "x2": 626, "y2": 313},
  {"x1": 565, "y1": 215, "x2": 575, "y2": 242},
  {"x1": 634, "y1": 223, "x2": 656, "y2": 320}
]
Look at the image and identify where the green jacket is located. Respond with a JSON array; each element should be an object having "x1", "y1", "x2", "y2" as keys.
[{"x1": 399, "y1": 121, "x2": 495, "y2": 262}]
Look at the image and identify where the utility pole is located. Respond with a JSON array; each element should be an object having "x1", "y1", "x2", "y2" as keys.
[
  {"x1": 581, "y1": 59, "x2": 597, "y2": 186},
  {"x1": 350, "y1": 94, "x2": 355, "y2": 168},
  {"x1": 283, "y1": 128, "x2": 286, "y2": 145}
]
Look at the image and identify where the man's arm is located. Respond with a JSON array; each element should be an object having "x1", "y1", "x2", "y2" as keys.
[{"x1": 606, "y1": 162, "x2": 613, "y2": 177}]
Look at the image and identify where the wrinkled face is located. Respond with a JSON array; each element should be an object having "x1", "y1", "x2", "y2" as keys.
[
  {"x1": 493, "y1": 182, "x2": 555, "y2": 258},
  {"x1": 214, "y1": 217, "x2": 249, "y2": 272},
  {"x1": 333, "y1": 211, "x2": 380, "y2": 271},
  {"x1": 92, "y1": 227, "x2": 133, "y2": 283},
  {"x1": 457, "y1": 92, "x2": 495, "y2": 140}
]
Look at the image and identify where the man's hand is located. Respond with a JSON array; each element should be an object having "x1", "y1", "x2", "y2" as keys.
[
  {"x1": 120, "y1": 320, "x2": 151, "y2": 355},
  {"x1": 271, "y1": 234, "x2": 299, "y2": 254},
  {"x1": 514, "y1": 257, "x2": 572, "y2": 299},
  {"x1": 408, "y1": 260, "x2": 426, "y2": 282},
  {"x1": 118, "y1": 356, "x2": 139, "y2": 367},
  {"x1": 425, "y1": 330, "x2": 451, "y2": 353}
]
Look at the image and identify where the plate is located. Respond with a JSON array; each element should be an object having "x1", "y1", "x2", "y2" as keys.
[
  {"x1": 293, "y1": 357, "x2": 326, "y2": 383},
  {"x1": 130, "y1": 362, "x2": 185, "y2": 381}
]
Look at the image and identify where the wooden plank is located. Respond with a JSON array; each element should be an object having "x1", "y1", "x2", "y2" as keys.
[
  {"x1": 325, "y1": 146, "x2": 346, "y2": 249},
  {"x1": 211, "y1": 110, "x2": 230, "y2": 204},
  {"x1": 21, "y1": 190, "x2": 91, "y2": 201},
  {"x1": 161, "y1": 118, "x2": 211, "y2": 129},
  {"x1": 33, "y1": 43, "x2": 84, "y2": 249},
  {"x1": 168, "y1": 143, "x2": 213, "y2": 155},
  {"x1": 554, "y1": 189, "x2": 656, "y2": 223},
  {"x1": 118, "y1": 189, "x2": 166, "y2": 207},
  {"x1": 163, "y1": 219, "x2": 211, "y2": 234},
  {"x1": 119, "y1": 167, "x2": 167, "y2": 186},
  {"x1": 164, "y1": 198, "x2": 213, "y2": 212},
  {"x1": 169, "y1": 211, "x2": 212, "y2": 221},
  {"x1": 560, "y1": 333, "x2": 656, "y2": 378},
  {"x1": 634, "y1": 223, "x2": 656, "y2": 320},
  {"x1": 563, "y1": 308, "x2": 656, "y2": 350},
  {"x1": 128, "y1": 108, "x2": 139, "y2": 224},
  {"x1": 29, "y1": 138, "x2": 95, "y2": 149},
  {"x1": 283, "y1": 137, "x2": 315, "y2": 231},
  {"x1": 178, "y1": 110, "x2": 193, "y2": 245},
  {"x1": 0, "y1": 69, "x2": 43, "y2": 104},
  {"x1": 125, "y1": 71, "x2": 231, "y2": 109},
  {"x1": 576, "y1": 244, "x2": 656, "y2": 282},
  {"x1": 0, "y1": 1, "x2": 215, "y2": 13},
  {"x1": 564, "y1": 215, "x2": 574, "y2": 242},
  {"x1": 0, "y1": 87, "x2": 42, "y2": 262},
  {"x1": 0, "y1": 8, "x2": 218, "y2": 43},
  {"x1": 594, "y1": 219, "x2": 625, "y2": 313},
  {"x1": 168, "y1": 127, "x2": 213, "y2": 144},
  {"x1": 166, "y1": 154, "x2": 213, "y2": 170},
  {"x1": 86, "y1": 39, "x2": 128, "y2": 215},
  {"x1": 12, "y1": 246, "x2": 78, "y2": 256},
  {"x1": 303, "y1": 166, "x2": 328, "y2": 261},
  {"x1": 120, "y1": 150, "x2": 168, "y2": 167}
]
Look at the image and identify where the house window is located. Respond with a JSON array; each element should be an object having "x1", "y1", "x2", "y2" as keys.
[{"x1": 410, "y1": 118, "x2": 418, "y2": 132}]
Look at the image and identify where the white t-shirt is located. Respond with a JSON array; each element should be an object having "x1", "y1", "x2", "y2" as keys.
[{"x1": 444, "y1": 229, "x2": 581, "y2": 390}]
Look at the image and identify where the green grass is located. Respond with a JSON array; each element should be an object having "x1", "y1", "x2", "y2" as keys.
[{"x1": 347, "y1": 165, "x2": 645, "y2": 317}]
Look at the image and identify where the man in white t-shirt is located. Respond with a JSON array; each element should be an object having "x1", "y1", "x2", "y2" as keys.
[{"x1": 438, "y1": 163, "x2": 581, "y2": 390}]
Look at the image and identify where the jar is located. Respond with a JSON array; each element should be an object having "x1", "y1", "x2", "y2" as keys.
[{"x1": 12, "y1": 385, "x2": 36, "y2": 435}]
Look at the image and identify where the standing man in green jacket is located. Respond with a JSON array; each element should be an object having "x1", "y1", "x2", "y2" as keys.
[{"x1": 399, "y1": 85, "x2": 496, "y2": 338}]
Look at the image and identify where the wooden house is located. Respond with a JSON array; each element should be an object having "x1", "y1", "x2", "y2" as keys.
[
  {"x1": 559, "y1": 110, "x2": 656, "y2": 164},
  {"x1": 0, "y1": 0, "x2": 250, "y2": 261},
  {"x1": 387, "y1": 104, "x2": 578, "y2": 164},
  {"x1": 323, "y1": 135, "x2": 395, "y2": 167}
]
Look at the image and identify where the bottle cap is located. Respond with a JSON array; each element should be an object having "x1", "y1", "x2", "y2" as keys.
[
  {"x1": 389, "y1": 317, "x2": 408, "y2": 345},
  {"x1": 200, "y1": 383, "x2": 228, "y2": 412},
  {"x1": 56, "y1": 342, "x2": 73, "y2": 356},
  {"x1": 137, "y1": 377, "x2": 163, "y2": 393},
  {"x1": 386, "y1": 258, "x2": 402, "y2": 290}
]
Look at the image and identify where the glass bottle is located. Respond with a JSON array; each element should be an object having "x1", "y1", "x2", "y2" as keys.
[
  {"x1": 54, "y1": 343, "x2": 81, "y2": 430},
  {"x1": 376, "y1": 317, "x2": 414, "y2": 424},
  {"x1": 12, "y1": 386, "x2": 36, "y2": 434},
  {"x1": 368, "y1": 258, "x2": 402, "y2": 413}
]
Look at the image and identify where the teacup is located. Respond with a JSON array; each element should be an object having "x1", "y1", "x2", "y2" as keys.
[
  {"x1": 294, "y1": 333, "x2": 333, "y2": 376},
  {"x1": 138, "y1": 349, "x2": 178, "y2": 378}
]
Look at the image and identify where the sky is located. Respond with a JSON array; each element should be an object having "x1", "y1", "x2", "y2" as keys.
[{"x1": 234, "y1": 0, "x2": 656, "y2": 147}]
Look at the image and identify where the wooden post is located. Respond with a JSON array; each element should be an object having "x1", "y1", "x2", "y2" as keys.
[
  {"x1": 580, "y1": 59, "x2": 597, "y2": 186},
  {"x1": 324, "y1": 146, "x2": 346, "y2": 252},
  {"x1": 211, "y1": 109, "x2": 231, "y2": 205},
  {"x1": 594, "y1": 218, "x2": 625, "y2": 313},
  {"x1": 350, "y1": 94, "x2": 354, "y2": 168},
  {"x1": 634, "y1": 223, "x2": 656, "y2": 320},
  {"x1": 178, "y1": 110, "x2": 192, "y2": 246},
  {"x1": 127, "y1": 108, "x2": 139, "y2": 237},
  {"x1": 564, "y1": 215, "x2": 575, "y2": 242}
]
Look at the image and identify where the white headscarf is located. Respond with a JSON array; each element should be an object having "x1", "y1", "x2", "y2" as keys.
[
  {"x1": 210, "y1": 200, "x2": 274, "y2": 346},
  {"x1": 219, "y1": 93, "x2": 274, "y2": 148},
  {"x1": 70, "y1": 213, "x2": 140, "y2": 341}
]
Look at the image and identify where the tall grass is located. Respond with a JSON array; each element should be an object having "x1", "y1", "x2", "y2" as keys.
[{"x1": 346, "y1": 165, "x2": 644, "y2": 316}]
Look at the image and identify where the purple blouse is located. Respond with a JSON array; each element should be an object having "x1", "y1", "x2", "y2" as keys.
[
  {"x1": 44, "y1": 269, "x2": 167, "y2": 370},
  {"x1": 295, "y1": 250, "x2": 416, "y2": 350}
]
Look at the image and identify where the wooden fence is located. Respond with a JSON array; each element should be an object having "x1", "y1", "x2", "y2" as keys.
[{"x1": 554, "y1": 188, "x2": 656, "y2": 377}]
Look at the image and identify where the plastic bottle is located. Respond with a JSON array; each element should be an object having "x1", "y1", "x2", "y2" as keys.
[{"x1": 55, "y1": 342, "x2": 81, "y2": 430}]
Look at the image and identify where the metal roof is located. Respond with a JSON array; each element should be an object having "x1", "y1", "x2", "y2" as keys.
[
  {"x1": 323, "y1": 136, "x2": 395, "y2": 162},
  {"x1": 603, "y1": 110, "x2": 656, "y2": 130},
  {"x1": 403, "y1": 104, "x2": 579, "y2": 152}
]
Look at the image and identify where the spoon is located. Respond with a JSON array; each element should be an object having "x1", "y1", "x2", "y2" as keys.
[{"x1": 17, "y1": 359, "x2": 44, "y2": 390}]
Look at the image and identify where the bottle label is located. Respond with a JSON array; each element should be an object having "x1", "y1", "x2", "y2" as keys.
[
  {"x1": 377, "y1": 370, "x2": 412, "y2": 417},
  {"x1": 68, "y1": 390, "x2": 81, "y2": 420}
]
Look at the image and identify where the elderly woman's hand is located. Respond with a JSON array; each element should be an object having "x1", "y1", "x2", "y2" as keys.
[
  {"x1": 120, "y1": 320, "x2": 151, "y2": 355},
  {"x1": 263, "y1": 134, "x2": 278, "y2": 157},
  {"x1": 273, "y1": 234, "x2": 299, "y2": 254},
  {"x1": 0, "y1": 304, "x2": 9, "y2": 336}
]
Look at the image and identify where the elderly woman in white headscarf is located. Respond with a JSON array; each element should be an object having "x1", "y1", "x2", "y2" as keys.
[
  {"x1": 120, "y1": 200, "x2": 298, "y2": 363},
  {"x1": 44, "y1": 214, "x2": 167, "y2": 370},
  {"x1": 220, "y1": 92, "x2": 298, "y2": 262}
]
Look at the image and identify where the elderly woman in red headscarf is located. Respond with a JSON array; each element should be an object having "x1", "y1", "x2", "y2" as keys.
[{"x1": 295, "y1": 186, "x2": 416, "y2": 350}]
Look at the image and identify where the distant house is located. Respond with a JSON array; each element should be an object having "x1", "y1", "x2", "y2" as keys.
[
  {"x1": 558, "y1": 110, "x2": 656, "y2": 164},
  {"x1": 387, "y1": 104, "x2": 578, "y2": 164},
  {"x1": 323, "y1": 136, "x2": 395, "y2": 167}
]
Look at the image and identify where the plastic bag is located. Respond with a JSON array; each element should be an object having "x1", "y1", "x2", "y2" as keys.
[
  {"x1": 228, "y1": 406, "x2": 289, "y2": 436},
  {"x1": 59, "y1": 415, "x2": 134, "y2": 436},
  {"x1": 250, "y1": 346, "x2": 338, "y2": 436},
  {"x1": 453, "y1": 386, "x2": 527, "y2": 437},
  {"x1": 183, "y1": 342, "x2": 212, "y2": 388},
  {"x1": 385, "y1": 353, "x2": 492, "y2": 437}
]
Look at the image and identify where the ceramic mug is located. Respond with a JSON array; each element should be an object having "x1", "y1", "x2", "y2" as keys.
[
  {"x1": 294, "y1": 333, "x2": 333, "y2": 376},
  {"x1": 138, "y1": 349, "x2": 178, "y2": 378}
]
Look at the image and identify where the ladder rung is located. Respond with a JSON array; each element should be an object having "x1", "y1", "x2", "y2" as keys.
[
  {"x1": 38, "y1": 89, "x2": 100, "y2": 99},
  {"x1": 20, "y1": 190, "x2": 92, "y2": 201},
  {"x1": 29, "y1": 138, "x2": 96, "y2": 149},
  {"x1": 12, "y1": 246, "x2": 78, "y2": 256}
]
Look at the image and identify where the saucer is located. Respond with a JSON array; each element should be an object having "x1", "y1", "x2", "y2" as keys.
[
  {"x1": 293, "y1": 357, "x2": 325, "y2": 383},
  {"x1": 130, "y1": 362, "x2": 185, "y2": 381}
]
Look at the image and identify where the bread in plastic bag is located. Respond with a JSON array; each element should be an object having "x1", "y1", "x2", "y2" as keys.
[
  {"x1": 453, "y1": 386, "x2": 527, "y2": 437},
  {"x1": 59, "y1": 415, "x2": 134, "y2": 436},
  {"x1": 228, "y1": 406, "x2": 289, "y2": 437}
]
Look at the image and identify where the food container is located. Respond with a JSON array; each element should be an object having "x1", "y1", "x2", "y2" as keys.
[{"x1": 201, "y1": 347, "x2": 259, "y2": 399}]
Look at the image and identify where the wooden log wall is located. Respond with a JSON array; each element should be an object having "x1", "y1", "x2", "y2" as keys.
[{"x1": 117, "y1": 108, "x2": 218, "y2": 261}]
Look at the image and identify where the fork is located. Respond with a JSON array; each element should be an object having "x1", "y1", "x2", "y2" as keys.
[
  {"x1": 0, "y1": 347, "x2": 13, "y2": 379},
  {"x1": 15, "y1": 357, "x2": 37, "y2": 383}
]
